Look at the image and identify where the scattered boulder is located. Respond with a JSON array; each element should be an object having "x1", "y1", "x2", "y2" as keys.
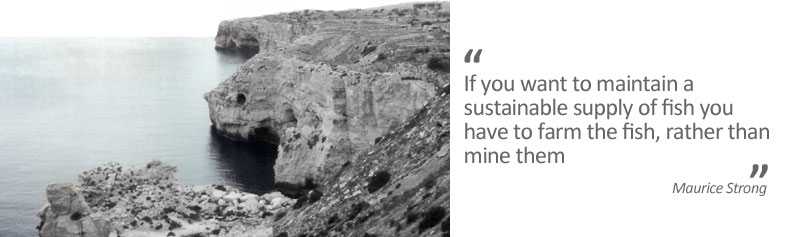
[
  {"x1": 39, "y1": 161, "x2": 292, "y2": 236},
  {"x1": 37, "y1": 183, "x2": 114, "y2": 237}
]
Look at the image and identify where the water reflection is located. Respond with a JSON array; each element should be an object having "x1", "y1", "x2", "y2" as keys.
[{"x1": 207, "y1": 126, "x2": 277, "y2": 195}]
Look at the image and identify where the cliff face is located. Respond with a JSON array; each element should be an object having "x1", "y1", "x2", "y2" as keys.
[
  {"x1": 37, "y1": 91, "x2": 449, "y2": 236},
  {"x1": 274, "y1": 90, "x2": 450, "y2": 237},
  {"x1": 205, "y1": 5, "x2": 450, "y2": 186},
  {"x1": 38, "y1": 3, "x2": 451, "y2": 236},
  {"x1": 214, "y1": 15, "x2": 314, "y2": 54}
]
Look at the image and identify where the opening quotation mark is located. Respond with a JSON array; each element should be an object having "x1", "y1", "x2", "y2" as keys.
[
  {"x1": 750, "y1": 164, "x2": 768, "y2": 178},
  {"x1": 464, "y1": 49, "x2": 482, "y2": 63}
]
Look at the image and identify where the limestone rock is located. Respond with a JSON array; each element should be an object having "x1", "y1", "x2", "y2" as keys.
[
  {"x1": 39, "y1": 161, "x2": 293, "y2": 236},
  {"x1": 214, "y1": 15, "x2": 314, "y2": 54},
  {"x1": 45, "y1": 183, "x2": 91, "y2": 215},
  {"x1": 206, "y1": 1, "x2": 450, "y2": 187},
  {"x1": 273, "y1": 85, "x2": 451, "y2": 237},
  {"x1": 38, "y1": 183, "x2": 114, "y2": 237},
  {"x1": 37, "y1": 2, "x2": 451, "y2": 237},
  {"x1": 212, "y1": 189, "x2": 226, "y2": 199},
  {"x1": 223, "y1": 192, "x2": 243, "y2": 201}
]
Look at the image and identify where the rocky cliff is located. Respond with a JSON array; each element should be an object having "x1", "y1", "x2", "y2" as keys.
[
  {"x1": 205, "y1": 2, "x2": 450, "y2": 187},
  {"x1": 274, "y1": 89, "x2": 450, "y2": 237},
  {"x1": 37, "y1": 2, "x2": 451, "y2": 236},
  {"x1": 37, "y1": 89, "x2": 449, "y2": 236}
]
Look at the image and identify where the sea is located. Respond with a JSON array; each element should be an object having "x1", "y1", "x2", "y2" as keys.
[{"x1": 0, "y1": 38, "x2": 276, "y2": 236}]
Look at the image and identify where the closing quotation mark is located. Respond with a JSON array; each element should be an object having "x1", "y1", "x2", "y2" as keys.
[
  {"x1": 464, "y1": 49, "x2": 482, "y2": 63},
  {"x1": 750, "y1": 164, "x2": 768, "y2": 178}
]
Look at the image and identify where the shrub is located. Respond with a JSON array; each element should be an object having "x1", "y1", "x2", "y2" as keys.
[
  {"x1": 422, "y1": 174, "x2": 437, "y2": 189},
  {"x1": 427, "y1": 56, "x2": 449, "y2": 73},
  {"x1": 167, "y1": 218, "x2": 182, "y2": 230},
  {"x1": 307, "y1": 134, "x2": 320, "y2": 149},
  {"x1": 406, "y1": 211, "x2": 419, "y2": 223},
  {"x1": 376, "y1": 53, "x2": 387, "y2": 61},
  {"x1": 308, "y1": 189, "x2": 324, "y2": 204},
  {"x1": 162, "y1": 207, "x2": 176, "y2": 214},
  {"x1": 361, "y1": 45, "x2": 378, "y2": 56},
  {"x1": 367, "y1": 171, "x2": 391, "y2": 193},
  {"x1": 348, "y1": 201, "x2": 370, "y2": 221},
  {"x1": 418, "y1": 206, "x2": 447, "y2": 233},
  {"x1": 274, "y1": 212, "x2": 287, "y2": 221},
  {"x1": 327, "y1": 214, "x2": 339, "y2": 225},
  {"x1": 293, "y1": 195, "x2": 307, "y2": 209},
  {"x1": 304, "y1": 178, "x2": 317, "y2": 190}
]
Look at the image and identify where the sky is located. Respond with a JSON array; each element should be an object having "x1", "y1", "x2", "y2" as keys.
[{"x1": 0, "y1": 0, "x2": 428, "y2": 37}]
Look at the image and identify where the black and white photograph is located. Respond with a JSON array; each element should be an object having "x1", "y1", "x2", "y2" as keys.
[{"x1": 0, "y1": 1, "x2": 450, "y2": 236}]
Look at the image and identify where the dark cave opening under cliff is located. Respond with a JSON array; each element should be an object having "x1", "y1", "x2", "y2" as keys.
[
  {"x1": 216, "y1": 44, "x2": 259, "y2": 59},
  {"x1": 253, "y1": 125, "x2": 281, "y2": 145},
  {"x1": 209, "y1": 125, "x2": 278, "y2": 194},
  {"x1": 238, "y1": 44, "x2": 260, "y2": 56}
]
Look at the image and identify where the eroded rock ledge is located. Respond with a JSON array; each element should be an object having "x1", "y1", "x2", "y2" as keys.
[
  {"x1": 205, "y1": 2, "x2": 450, "y2": 187},
  {"x1": 37, "y1": 161, "x2": 294, "y2": 237}
]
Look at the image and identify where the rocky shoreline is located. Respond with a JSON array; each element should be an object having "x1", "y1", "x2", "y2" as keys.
[
  {"x1": 37, "y1": 91, "x2": 449, "y2": 236},
  {"x1": 38, "y1": 2, "x2": 449, "y2": 236},
  {"x1": 37, "y1": 161, "x2": 293, "y2": 236}
]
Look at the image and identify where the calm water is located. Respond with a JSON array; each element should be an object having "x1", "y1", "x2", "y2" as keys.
[{"x1": 0, "y1": 38, "x2": 276, "y2": 236}]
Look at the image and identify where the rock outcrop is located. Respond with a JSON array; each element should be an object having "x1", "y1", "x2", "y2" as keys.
[
  {"x1": 37, "y1": 87, "x2": 450, "y2": 236},
  {"x1": 37, "y1": 183, "x2": 114, "y2": 237},
  {"x1": 214, "y1": 15, "x2": 314, "y2": 55},
  {"x1": 38, "y1": 89, "x2": 449, "y2": 236},
  {"x1": 205, "y1": 2, "x2": 450, "y2": 187},
  {"x1": 38, "y1": 161, "x2": 295, "y2": 236},
  {"x1": 37, "y1": 2, "x2": 451, "y2": 236}
]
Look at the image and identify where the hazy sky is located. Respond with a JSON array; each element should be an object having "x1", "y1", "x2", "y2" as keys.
[{"x1": 0, "y1": 0, "x2": 423, "y2": 36}]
